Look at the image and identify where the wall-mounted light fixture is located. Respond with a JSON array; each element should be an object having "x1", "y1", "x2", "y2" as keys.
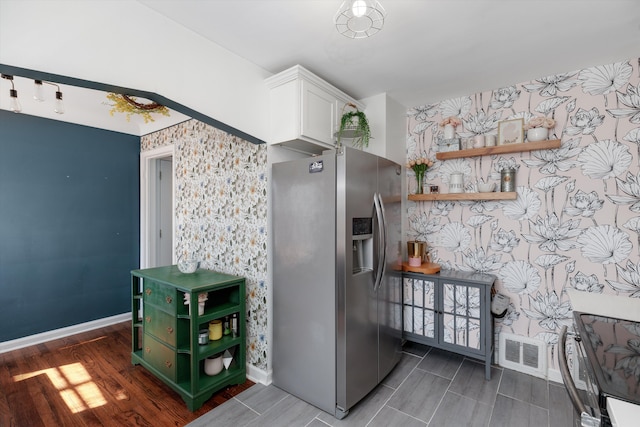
[
  {"x1": 1, "y1": 74, "x2": 22, "y2": 113},
  {"x1": 1, "y1": 74, "x2": 64, "y2": 114},
  {"x1": 53, "y1": 85, "x2": 64, "y2": 114},
  {"x1": 33, "y1": 80, "x2": 45, "y2": 102},
  {"x1": 335, "y1": 0, "x2": 386, "y2": 39}
]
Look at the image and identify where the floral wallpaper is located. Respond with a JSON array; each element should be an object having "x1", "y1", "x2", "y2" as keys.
[
  {"x1": 406, "y1": 58, "x2": 640, "y2": 371},
  {"x1": 141, "y1": 120, "x2": 268, "y2": 370}
]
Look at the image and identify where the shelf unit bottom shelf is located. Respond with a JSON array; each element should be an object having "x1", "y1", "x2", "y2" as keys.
[{"x1": 132, "y1": 351, "x2": 246, "y2": 411}]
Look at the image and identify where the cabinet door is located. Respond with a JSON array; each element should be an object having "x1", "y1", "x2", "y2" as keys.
[
  {"x1": 403, "y1": 275, "x2": 437, "y2": 341},
  {"x1": 441, "y1": 281, "x2": 482, "y2": 353},
  {"x1": 300, "y1": 80, "x2": 336, "y2": 145}
]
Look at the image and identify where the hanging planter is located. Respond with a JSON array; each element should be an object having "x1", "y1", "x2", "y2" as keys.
[{"x1": 336, "y1": 102, "x2": 371, "y2": 149}]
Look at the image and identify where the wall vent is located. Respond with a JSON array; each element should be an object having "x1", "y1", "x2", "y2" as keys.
[{"x1": 499, "y1": 333, "x2": 547, "y2": 378}]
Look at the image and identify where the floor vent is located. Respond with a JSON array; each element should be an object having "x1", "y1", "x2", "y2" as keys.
[{"x1": 498, "y1": 333, "x2": 547, "y2": 378}]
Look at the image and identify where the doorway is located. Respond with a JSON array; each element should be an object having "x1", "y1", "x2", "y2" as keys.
[
  {"x1": 156, "y1": 158, "x2": 173, "y2": 266},
  {"x1": 140, "y1": 145, "x2": 175, "y2": 268}
]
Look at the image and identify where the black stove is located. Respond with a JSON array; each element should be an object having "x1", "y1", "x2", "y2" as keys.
[{"x1": 571, "y1": 311, "x2": 640, "y2": 425}]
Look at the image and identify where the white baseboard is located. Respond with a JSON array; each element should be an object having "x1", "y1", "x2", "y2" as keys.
[
  {"x1": 0, "y1": 313, "x2": 130, "y2": 354},
  {"x1": 547, "y1": 367, "x2": 563, "y2": 385},
  {"x1": 247, "y1": 364, "x2": 272, "y2": 385}
]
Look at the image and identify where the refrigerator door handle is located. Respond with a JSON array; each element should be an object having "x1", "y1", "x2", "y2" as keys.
[
  {"x1": 373, "y1": 193, "x2": 386, "y2": 292},
  {"x1": 377, "y1": 193, "x2": 388, "y2": 291}
]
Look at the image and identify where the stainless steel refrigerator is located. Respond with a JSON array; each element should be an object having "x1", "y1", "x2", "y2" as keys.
[{"x1": 272, "y1": 146, "x2": 403, "y2": 419}]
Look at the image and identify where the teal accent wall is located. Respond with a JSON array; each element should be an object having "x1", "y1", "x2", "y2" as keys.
[{"x1": 0, "y1": 110, "x2": 140, "y2": 342}]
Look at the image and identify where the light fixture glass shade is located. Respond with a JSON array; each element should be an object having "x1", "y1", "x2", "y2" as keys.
[
  {"x1": 9, "y1": 88, "x2": 22, "y2": 113},
  {"x1": 33, "y1": 80, "x2": 45, "y2": 101},
  {"x1": 335, "y1": 0, "x2": 386, "y2": 39},
  {"x1": 352, "y1": 0, "x2": 367, "y2": 17},
  {"x1": 54, "y1": 91, "x2": 64, "y2": 114}
]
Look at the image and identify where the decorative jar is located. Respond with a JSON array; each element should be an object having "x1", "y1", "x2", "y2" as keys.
[
  {"x1": 473, "y1": 135, "x2": 485, "y2": 148},
  {"x1": 500, "y1": 168, "x2": 516, "y2": 192},
  {"x1": 198, "y1": 329, "x2": 209, "y2": 345},
  {"x1": 209, "y1": 319, "x2": 223, "y2": 340},
  {"x1": 449, "y1": 173, "x2": 464, "y2": 194}
]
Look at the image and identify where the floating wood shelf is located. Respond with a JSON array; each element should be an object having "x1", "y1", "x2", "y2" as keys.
[
  {"x1": 435, "y1": 139, "x2": 561, "y2": 161},
  {"x1": 408, "y1": 192, "x2": 517, "y2": 201}
]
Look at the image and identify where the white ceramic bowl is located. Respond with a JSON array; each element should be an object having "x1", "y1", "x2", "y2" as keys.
[{"x1": 478, "y1": 182, "x2": 495, "y2": 193}]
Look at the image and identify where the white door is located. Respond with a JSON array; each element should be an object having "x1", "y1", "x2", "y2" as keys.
[{"x1": 156, "y1": 158, "x2": 173, "y2": 266}]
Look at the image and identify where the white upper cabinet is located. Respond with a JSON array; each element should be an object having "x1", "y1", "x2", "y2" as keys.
[
  {"x1": 300, "y1": 79, "x2": 336, "y2": 146},
  {"x1": 265, "y1": 65, "x2": 364, "y2": 156}
]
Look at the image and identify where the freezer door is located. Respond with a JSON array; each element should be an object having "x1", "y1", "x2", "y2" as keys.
[{"x1": 272, "y1": 152, "x2": 337, "y2": 414}]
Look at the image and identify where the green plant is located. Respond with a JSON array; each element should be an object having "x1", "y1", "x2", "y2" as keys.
[{"x1": 337, "y1": 104, "x2": 371, "y2": 149}]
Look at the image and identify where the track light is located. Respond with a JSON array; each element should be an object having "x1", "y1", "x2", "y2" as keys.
[
  {"x1": 1, "y1": 74, "x2": 22, "y2": 113},
  {"x1": 1, "y1": 75, "x2": 65, "y2": 114}
]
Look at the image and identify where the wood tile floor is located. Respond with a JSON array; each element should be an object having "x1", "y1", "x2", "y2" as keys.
[
  {"x1": 187, "y1": 342, "x2": 576, "y2": 427},
  {"x1": 0, "y1": 321, "x2": 253, "y2": 427},
  {"x1": 2, "y1": 322, "x2": 576, "y2": 427}
]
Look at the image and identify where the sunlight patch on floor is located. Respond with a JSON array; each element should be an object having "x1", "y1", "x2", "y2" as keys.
[{"x1": 13, "y1": 362, "x2": 107, "y2": 413}]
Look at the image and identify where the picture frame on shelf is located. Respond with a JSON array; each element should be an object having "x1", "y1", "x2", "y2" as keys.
[{"x1": 497, "y1": 118, "x2": 524, "y2": 145}]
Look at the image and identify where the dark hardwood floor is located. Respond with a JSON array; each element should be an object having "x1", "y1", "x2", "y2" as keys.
[{"x1": 0, "y1": 321, "x2": 254, "y2": 427}]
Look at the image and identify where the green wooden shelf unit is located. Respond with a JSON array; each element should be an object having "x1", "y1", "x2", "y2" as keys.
[{"x1": 131, "y1": 265, "x2": 246, "y2": 411}]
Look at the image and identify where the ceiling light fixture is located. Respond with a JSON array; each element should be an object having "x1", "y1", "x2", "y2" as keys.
[
  {"x1": 1, "y1": 74, "x2": 22, "y2": 113},
  {"x1": 335, "y1": 0, "x2": 386, "y2": 39}
]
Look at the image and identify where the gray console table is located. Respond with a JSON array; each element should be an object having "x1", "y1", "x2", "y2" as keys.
[{"x1": 402, "y1": 269, "x2": 496, "y2": 379}]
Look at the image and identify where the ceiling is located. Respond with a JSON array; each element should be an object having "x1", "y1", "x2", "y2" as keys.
[
  {"x1": 2, "y1": 1, "x2": 639, "y2": 135},
  {"x1": 139, "y1": 0, "x2": 640, "y2": 107}
]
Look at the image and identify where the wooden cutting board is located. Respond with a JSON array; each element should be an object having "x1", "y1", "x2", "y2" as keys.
[{"x1": 402, "y1": 262, "x2": 441, "y2": 274}]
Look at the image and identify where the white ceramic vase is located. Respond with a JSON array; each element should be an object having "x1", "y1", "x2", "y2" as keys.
[
  {"x1": 443, "y1": 124, "x2": 455, "y2": 139},
  {"x1": 527, "y1": 127, "x2": 548, "y2": 142}
]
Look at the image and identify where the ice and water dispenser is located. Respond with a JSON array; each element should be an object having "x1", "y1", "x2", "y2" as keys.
[{"x1": 352, "y1": 217, "x2": 373, "y2": 274}]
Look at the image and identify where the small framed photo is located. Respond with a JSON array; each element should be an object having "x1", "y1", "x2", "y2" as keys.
[{"x1": 497, "y1": 118, "x2": 524, "y2": 145}]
